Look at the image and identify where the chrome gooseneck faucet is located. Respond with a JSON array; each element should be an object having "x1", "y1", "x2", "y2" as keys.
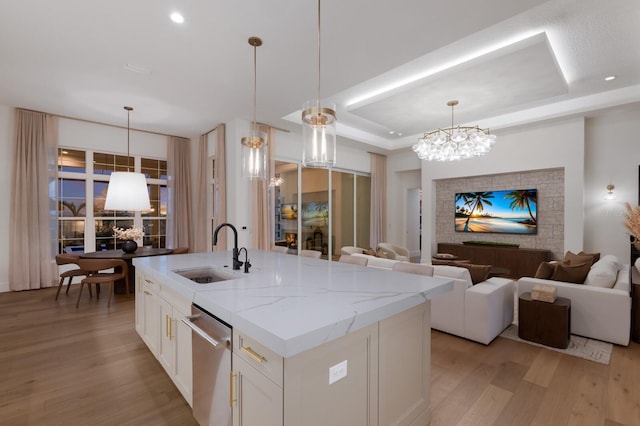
[{"x1": 213, "y1": 223, "x2": 243, "y2": 270}]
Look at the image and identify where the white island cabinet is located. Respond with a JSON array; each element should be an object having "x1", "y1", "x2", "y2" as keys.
[{"x1": 134, "y1": 251, "x2": 452, "y2": 426}]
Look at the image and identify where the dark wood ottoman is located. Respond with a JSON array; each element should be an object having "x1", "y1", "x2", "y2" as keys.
[{"x1": 518, "y1": 292, "x2": 571, "y2": 349}]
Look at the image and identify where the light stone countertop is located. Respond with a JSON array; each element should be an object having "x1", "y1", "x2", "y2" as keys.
[{"x1": 134, "y1": 250, "x2": 452, "y2": 358}]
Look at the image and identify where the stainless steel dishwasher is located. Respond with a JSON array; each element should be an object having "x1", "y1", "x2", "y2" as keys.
[{"x1": 182, "y1": 304, "x2": 232, "y2": 426}]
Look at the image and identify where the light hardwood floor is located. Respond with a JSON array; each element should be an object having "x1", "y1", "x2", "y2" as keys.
[{"x1": 0, "y1": 287, "x2": 638, "y2": 425}]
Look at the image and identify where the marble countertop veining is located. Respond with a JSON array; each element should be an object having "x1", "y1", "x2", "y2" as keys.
[{"x1": 134, "y1": 250, "x2": 452, "y2": 357}]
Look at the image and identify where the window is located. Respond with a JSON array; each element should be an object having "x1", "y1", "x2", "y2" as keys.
[
  {"x1": 56, "y1": 149, "x2": 167, "y2": 253},
  {"x1": 273, "y1": 161, "x2": 371, "y2": 259}
]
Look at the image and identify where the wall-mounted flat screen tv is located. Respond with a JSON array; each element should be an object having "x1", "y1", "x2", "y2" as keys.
[
  {"x1": 455, "y1": 189, "x2": 537, "y2": 234},
  {"x1": 280, "y1": 203, "x2": 298, "y2": 220}
]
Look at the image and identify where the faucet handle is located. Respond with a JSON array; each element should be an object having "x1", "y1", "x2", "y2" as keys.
[{"x1": 244, "y1": 259, "x2": 251, "y2": 273}]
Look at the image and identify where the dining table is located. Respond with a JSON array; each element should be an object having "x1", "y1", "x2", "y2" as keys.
[{"x1": 80, "y1": 247, "x2": 174, "y2": 293}]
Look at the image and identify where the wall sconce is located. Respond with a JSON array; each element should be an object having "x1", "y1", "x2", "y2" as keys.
[{"x1": 605, "y1": 183, "x2": 616, "y2": 200}]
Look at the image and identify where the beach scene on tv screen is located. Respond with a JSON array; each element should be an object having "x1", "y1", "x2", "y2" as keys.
[{"x1": 455, "y1": 189, "x2": 537, "y2": 234}]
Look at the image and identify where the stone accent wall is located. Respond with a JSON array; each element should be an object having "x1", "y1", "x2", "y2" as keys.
[{"x1": 435, "y1": 168, "x2": 564, "y2": 260}]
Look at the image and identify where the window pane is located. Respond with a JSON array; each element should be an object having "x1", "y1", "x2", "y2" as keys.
[
  {"x1": 58, "y1": 178, "x2": 86, "y2": 217},
  {"x1": 141, "y1": 158, "x2": 167, "y2": 179},
  {"x1": 301, "y1": 168, "x2": 329, "y2": 257},
  {"x1": 95, "y1": 219, "x2": 134, "y2": 250},
  {"x1": 94, "y1": 152, "x2": 130, "y2": 175},
  {"x1": 59, "y1": 219, "x2": 85, "y2": 253},
  {"x1": 356, "y1": 175, "x2": 371, "y2": 249},
  {"x1": 58, "y1": 148, "x2": 86, "y2": 173},
  {"x1": 143, "y1": 184, "x2": 166, "y2": 217},
  {"x1": 274, "y1": 161, "x2": 298, "y2": 249},
  {"x1": 333, "y1": 170, "x2": 354, "y2": 256},
  {"x1": 143, "y1": 219, "x2": 166, "y2": 248}
]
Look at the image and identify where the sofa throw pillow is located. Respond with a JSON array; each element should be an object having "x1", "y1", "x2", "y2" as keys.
[
  {"x1": 364, "y1": 248, "x2": 376, "y2": 256},
  {"x1": 563, "y1": 251, "x2": 596, "y2": 266},
  {"x1": 534, "y1": 261, "x2": 557, "y2": 279},
  {"x1": 454, "y1": 262, "x2": 492, "y2": 284},
  {"x1": 550, "y1": 262, "x2": 591, "y2": 283},
  {"x1": 584, "y1": 256, "x2": 620, "y2": 288},
  {"x1": 578, "y1": 250, "x2": 600, "y2": 265}
]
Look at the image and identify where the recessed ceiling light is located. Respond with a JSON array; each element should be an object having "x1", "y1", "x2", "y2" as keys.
[
  {"x1": 388, "y1": 130, "x2": 395, "y2": 135},
  {"x1": 397, "y1": 133, "x2": 403, "y2": 136},
  {"x1": 170, "y1": 12, "x2": 184, "y2": 24},
  {"x1": 605, "y1": 75, "x2": 616, "y2": 81}
]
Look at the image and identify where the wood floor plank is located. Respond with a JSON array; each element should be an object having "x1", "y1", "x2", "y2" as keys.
[
  {"x1": 0, "y1": 287, "x2": 197, "y2": 426},
  {"x1": 2, "y1": 288, "x2": 640, "y2": 425},
  {"x1": 523, "y1": 347, "x2": 563, "y2": 387},
  {"x1": 456, "y1": 384, "x2": 512, "y2": 425}
]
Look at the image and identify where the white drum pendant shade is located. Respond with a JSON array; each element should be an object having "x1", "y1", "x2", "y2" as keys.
[{"x1": 104, "y1": 171, "x2": 151, "y2": 211}]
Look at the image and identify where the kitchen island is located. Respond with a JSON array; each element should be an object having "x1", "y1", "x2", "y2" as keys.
[{"x1": 134, "y1": 250, "x2": 452, "y2": 426}]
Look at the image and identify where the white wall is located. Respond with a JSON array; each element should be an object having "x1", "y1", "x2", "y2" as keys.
[
  {"x1": 0, "y1": 106, "x2": 14, "y2": 292},
  {"x1": 584, "y1": 107, "x2": 640, "y2": 260},
  {"x1": 419, "y1": 117, "x2": 585, "y2": 261}
]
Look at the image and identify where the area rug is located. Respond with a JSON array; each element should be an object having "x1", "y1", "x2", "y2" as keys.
[{"x1": 499, "y1": 324, "x2": 612, "y2": 365}]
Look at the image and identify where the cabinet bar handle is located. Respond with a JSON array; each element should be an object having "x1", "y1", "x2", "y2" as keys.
[
  {"x1": 144, "y1": 278, "x2": 153, "y2": 284},
  {"x1": 143, "y1": 290, "x2": 152, "y2": 296},
  {"x1": 241, "y1": 345, "x2": 265, "y2": 363},
  {"x1": 165, "y1": 315, "x2": 169, "y2": 338},
  {"x1": 230, "y1": 372, "x2": 237, "y2": 407},
  {"x1": 168, "y1": 317, "x2": 173, "y2": 340}
]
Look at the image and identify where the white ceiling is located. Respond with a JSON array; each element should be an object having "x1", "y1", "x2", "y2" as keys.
[{"x1": 1, "y1": 0, "x2": 639, "y2": 152}]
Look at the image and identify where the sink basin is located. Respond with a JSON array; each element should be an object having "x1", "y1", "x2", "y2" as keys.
[{"x1": 173, "y1": 267, "x2": 237, "y2": 284}]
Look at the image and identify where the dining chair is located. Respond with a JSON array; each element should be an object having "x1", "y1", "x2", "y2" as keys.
[
  {"x1": 76, "y1": 259, "x2": 128, "y2": 308},
  {"x1": 299, "y1": 249, "x2": 322, "y2": 259},
  {"x1": 272, "y1": 246, "x2": 289, "y2": 254},
  {"x1": 392, "y1": 262, "x2": 434, "y2": 276},
  {"x1": 172, "y1": 247, "x2": 189, "y2": 254},
  {"x1": 338, "y1": 255, "x2": 368, "y2": 266},
  {"x1": 55, "y1": 254, "x2": 89, "y2": 300}
]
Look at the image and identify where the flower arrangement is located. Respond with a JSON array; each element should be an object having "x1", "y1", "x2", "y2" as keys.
[
  {"x1": 113, "y1": 226, "x2": 144, "y2": 241},
  {"x1": 624, "y1": 203, "x2": 640, "y2": 249}
]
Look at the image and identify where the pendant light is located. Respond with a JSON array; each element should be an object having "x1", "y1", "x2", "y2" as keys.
[
  {"x1": 241, "y1": 36, "x2": 268, "y2": 180},
  {"x1": 301, "y1": 0, "x2": 336, "y2": 168},
  {"x1": 104, "y1": 106, "x2": 151, "y2": 211}
]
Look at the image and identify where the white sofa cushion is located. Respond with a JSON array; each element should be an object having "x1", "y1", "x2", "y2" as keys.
[
  {"x1": 351, "y1": 253, "x2": 403, "y2": 269},
  {"x1": 584, "y1": 256, "x2": 621, "y2": 288},
  {"x1": 432, "y1": 265, "x2": 472, "y2": 288}
]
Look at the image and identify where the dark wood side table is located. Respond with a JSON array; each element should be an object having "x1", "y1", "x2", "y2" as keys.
[
  {"x1": 518, "y1": 292, "x2": 571, "y2": 349},
  {"x1": 80, "y1": 247, "x2": 174, "y2": 293},
  {"x1": 632, "y1": 282, "x2": 640, "y2": 343}
]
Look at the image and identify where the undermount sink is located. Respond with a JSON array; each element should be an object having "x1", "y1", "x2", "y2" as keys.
[{"x1": 173, "y1": 267, "x2": 237, "y2": 284}]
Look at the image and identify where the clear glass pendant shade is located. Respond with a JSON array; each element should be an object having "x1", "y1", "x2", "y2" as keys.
[
  {"x1": 241, "y1": 131, "x2": 268, "y2": 180},
  {"x1": 302, "y1": 101, "x2": 336, "y2": 168}
]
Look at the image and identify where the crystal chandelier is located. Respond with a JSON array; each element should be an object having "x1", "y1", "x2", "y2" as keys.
[
  {"x1": 301, "y1": 0, "x2": 336, "y2": 168},
  {"x1": 412, "y1": 100, "x2": 496, "y2": 162},
  {"x1": 241, "y1": 36, "x2": 267, "y2": 180}
]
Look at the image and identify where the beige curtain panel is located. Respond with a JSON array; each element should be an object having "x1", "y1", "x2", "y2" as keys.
[
  {"x1": 10, "y1": 109, "x2": 58, "y2": 291},
  {"x1": 369, "y1": 152, "x2": 387, "y2": 248},
  {"x1": 214, "y1": 125, "x2": 228, "y2": 251},
  {"x1": 167, "y1": 136, "x2": 192, "y2": 249},
  {"x1": 192, "y1": 134, "x2": 209, "y2": 253}
]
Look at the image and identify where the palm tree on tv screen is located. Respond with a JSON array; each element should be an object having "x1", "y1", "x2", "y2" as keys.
[
  {"x1": 462, "y1": 192, "x2": 494, "y2": 231},
  {"x1": 504, "y1": 190, "x2": 537, "y2": 224}
]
